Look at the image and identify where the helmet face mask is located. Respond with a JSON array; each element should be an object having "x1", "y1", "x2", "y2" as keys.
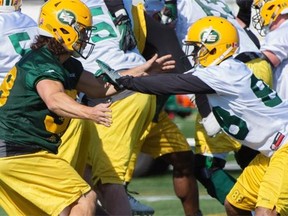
[
  {"x1": 70, "y1": 22, "x2": 95, "y2": 59},
  {"x1": 183, "y1": 41, "x2": 210, "y2": 67},
  {"x1": 0, "y1": 0, "x2": 22, "y2": 12},
  {"x1": 183, "y1": 16, "x2": 239, "y2": 68},
  {"x1": 38, "y1": 0, "x2": 94, "y2": 59},
  {"x1": 252, "y1": 0, "x2": 288, "y2": 36},
  {"x1": 252, "y1": 0, "x2": 266, "y2": 36}
]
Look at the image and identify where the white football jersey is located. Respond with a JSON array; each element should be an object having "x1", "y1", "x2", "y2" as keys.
[
  {"x1": 0, "y1": 11, "x2": 38, "y2": 83},
  {"x1": 193, "y1": 58, "x2": 288, "y2": 157},
  {"x1": 81, "y1": 0, "x2": 146, "y2": 74},
  {"x1": 260, "y1": 20, "x2": 288, "y2": 99}
]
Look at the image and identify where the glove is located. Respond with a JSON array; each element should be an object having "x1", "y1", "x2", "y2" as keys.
[
  {"x1": 113, "y1": 9, "x2": 137, "y2": 52},
  {"x1": 95, "y1": 59, "x2": 124, "y2": 90},
  {"x1": 153, "y1": 0, "x2": 177, "y2": 25},
  {"x1": 200, "y1": 112, "x2": 221, "y2": 137}
]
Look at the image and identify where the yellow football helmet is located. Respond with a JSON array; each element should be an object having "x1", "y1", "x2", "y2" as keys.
[
  {"x1": 38, "y1": 0, "x2": 94, "y2": 59},
  {"x1": 252, "y1": 0, "x2": 288, "y2": 36},
  {"x1": 0, "y1": 0, "x2": 22, "y2": 12},
  {"x1": 183, "y1": 16, "x2": 239, "y2": 67}
]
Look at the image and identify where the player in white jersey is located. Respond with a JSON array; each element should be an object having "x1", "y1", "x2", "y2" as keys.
[
  {"x1": 80, "y1": 0, "x2": 201, "y2": 215},
  {"x1": 101, "y1": 16, "x2": 288, "y2": 215},
  {"x1": 252, "y1": 0, "x2": 288, "y2": 99},
  {"x1": 152, "y1": 0, "x2": 259, "y2": 53},
  {"x1": 0, "y1": 0, "x2": 38, "y2": 83},
  {"x1": 145, "y1": 0, "x2": 270, "y2": 205}
]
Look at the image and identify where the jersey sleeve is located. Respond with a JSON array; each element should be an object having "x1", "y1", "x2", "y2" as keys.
[
  {"x1": 118, "y1": 72, "x2": 215, "y2": 95},
  {"x1": 62, "y1": 57, "x2": 84, "y2": 87},
  {"x1": 24, "y1": 52, "x2": 83, "y2": 90}
]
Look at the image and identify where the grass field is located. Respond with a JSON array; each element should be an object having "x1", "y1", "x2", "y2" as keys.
[
  {"x1": 127, "y1": 111, "x2": 240, "y2": 215},
  {"x1": 129, "y1": 170, "x2": 240, "y2": 216}
]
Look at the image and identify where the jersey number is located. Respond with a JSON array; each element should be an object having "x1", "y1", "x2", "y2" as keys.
[
  {"x1": 9, "y1": 32, "x2": 31, "y2": 56},
  {"x1": 90, "y1": 6, "x2": 118, "y2": 43},
  {"x1": 212, "y1": 74, "x2": 282, "y2": 140}
]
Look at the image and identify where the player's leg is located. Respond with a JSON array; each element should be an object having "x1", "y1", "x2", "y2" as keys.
[
  {"x1": 58, "y1": 119, "x2": 95, "y2": 176},
  {"x1": 225, "y1": 153, "x2": 268, "y2": 215},
  {"x1": 141, "y1": 111, "x2": 202, "y2": 216},
  {"x1": 0, "y1": 151, "x2": 94, "y2": 216},
  {"x1": 87, "y1": 93, "x2": 156, "y2": 215},
  {"x1": 194, "y1": 113, "x2": 241, "y2": 204},
  {"x1": 193, "y1": 153, "x2": 236, "y2": 204}
]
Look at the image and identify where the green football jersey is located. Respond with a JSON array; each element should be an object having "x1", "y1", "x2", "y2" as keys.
[{"x1": 0, "y1": 46, "x2": 83, "y2": 154}]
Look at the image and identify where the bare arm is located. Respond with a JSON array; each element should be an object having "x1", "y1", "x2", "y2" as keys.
[
  {"x1": 262, "y1": 50, "x2": 281, "y2": 68},
  {"x1": 76, "y1": 70, "x2": 118, "y2": 98},
  {"x1": 36, "y1": 79, "x2": 112, "y2": 126}
]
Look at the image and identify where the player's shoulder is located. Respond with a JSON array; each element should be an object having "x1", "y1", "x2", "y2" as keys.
[{"x1": 0, "y1": 11, "x2": 36, "y2": 33}]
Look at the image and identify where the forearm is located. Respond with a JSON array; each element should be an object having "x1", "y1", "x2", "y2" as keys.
[
  {"x1": 46, "y1": 91, "x2": 92, "y2": 119},
  {"x1": 117, "y1": 73, "x2": 215, "y2": 95},
  {"x1": 77, "y1": 71, "x2": 118, "y2": 98}
]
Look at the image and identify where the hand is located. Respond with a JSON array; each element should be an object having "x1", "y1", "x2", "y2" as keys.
[
  {"x1": 152, "y1": 0, "x2": 177, "y2": 26},
  {"x1": 90, "y1": 102, "x2": 112, "y2": 127},
  {"x1": 114, "y1": 10, "x2": 137, "y2": 52},
  {"x1": 120, "y1": 54, "x2": 175, "y2": 77},
  {"x1": 95, "y1": 59, "x2": 123, "y2": 90},
  {"x1": 144, "y1": 53, "x2": 176, "y2": 74}
]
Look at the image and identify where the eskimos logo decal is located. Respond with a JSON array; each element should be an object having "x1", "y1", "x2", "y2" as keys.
[
  {"x1": 201, "y1": 30, "x2": 219, "y2": 44},
  {"x1": 58, "y1": 10, "x2": 75, "y2": 25}
]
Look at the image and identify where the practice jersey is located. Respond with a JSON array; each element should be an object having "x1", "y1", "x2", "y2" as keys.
[
  {"x1": 81, "y1": 0, "x2": 146, "y2": 74},
  {"x1": 118, "y1": 58, "x2": 288, "y2": 157},
  {"x1": 260, "y1": 20, "x2": 288, "y2": 99},
  {"x1": 0, "y1": 11, "x2": 38, "y2": 83},
  {"x1": 0, "y1": 47, "x2": 83, "y2": 154}
]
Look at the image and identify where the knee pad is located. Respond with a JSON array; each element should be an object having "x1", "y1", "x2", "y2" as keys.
[{"x1": 194, "y1": 154, "x2": 236, "y2": 205}]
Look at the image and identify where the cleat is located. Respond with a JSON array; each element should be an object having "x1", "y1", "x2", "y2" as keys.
[{"x1": 127, "y1": 193, "x2": 155, "y2": 216}]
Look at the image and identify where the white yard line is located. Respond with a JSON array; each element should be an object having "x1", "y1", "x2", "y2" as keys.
[{"x1": 137, "y1": 194, "x2": 213, "y2": 202}]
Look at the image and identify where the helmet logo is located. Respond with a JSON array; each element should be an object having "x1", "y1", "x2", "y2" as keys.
[
  {"x1": 201, "y1": 30, "x2": 219, "y2": 44},
  {"x1": 58, "y1": 10, "x2": 76, "y2": 25}
]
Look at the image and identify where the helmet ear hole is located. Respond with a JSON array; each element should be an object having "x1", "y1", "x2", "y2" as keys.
[
  {"x1": 60, "y1": 28, "x2": 69, "y2": 35},
  {"x1": 209, "y1": 48, "x2": 216, "y2": 55}
]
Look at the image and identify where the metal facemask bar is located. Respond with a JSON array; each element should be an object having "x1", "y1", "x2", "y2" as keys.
[{"x1": 72, "y1": 23, "x2": 95, "y2": 59}]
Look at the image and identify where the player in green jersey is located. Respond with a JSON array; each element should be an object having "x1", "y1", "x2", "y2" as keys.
[{"x1": 0, "y1": 0, "x2": 174, "y2": 215}]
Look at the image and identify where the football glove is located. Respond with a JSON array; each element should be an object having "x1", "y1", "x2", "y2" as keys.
[
  {"x1": 95, "y1": 59, "x2": 123, "y2": 90},
  {"x1": 200, "y1": 112, "x2": 221, "y2": 137},
  {"x1": 154, "y1": 0, "x2": 177, "y2": 25},
  {"x1": 113, "y1": 9, "x2": 137, "y2": 52}
]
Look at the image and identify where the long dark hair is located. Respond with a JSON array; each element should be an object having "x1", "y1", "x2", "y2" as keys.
[{"x1": 30, "y1": 35, "x2": 71, "y2": 56}]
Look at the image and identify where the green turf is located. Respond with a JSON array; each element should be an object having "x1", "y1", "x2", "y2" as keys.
[
  {"x1": 129, "y1": 170, "x2": 241, "y2": 216},
  {"x1": 0, "y1": 208, "x2": 6, "y2": 216}
]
